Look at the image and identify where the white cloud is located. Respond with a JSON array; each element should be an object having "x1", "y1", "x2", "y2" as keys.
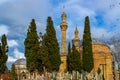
[
  {"x1": 55, "y1": 0, "x2": 120, "y2": 40},
  {"x1": 67, "y1": 5, "x2": 96, "y2": 19},
  {"x1": 7, "y1": 48, "x2": 25, "y2": 63},
  {"x1": 91, "y1": 27, "x2": 112, "y2": 39},
  {"x1": 7, "y1": 48, "x2": 25, "y2": 69},
  {"x1": 36, "y1": 22, "x2": 46, "y2": 34},
  {"x1": 1, "y1": 0, "x2": 120, "y2": 69},
  {"x1": 0, "y1": 0, "x2": 51, "y2": 38},
  {"x1": 7, "y1": 56, "x2": 17, "y2": 62},
  {"x1": 0, "y1": 24, "x2": 9, "y2": 36},
  {"x1": 7, "y1": 40, "x2": 18, "y2": 47},
  {"x1": 13, "y1": 48, "x2": 25, "y2": 59}
]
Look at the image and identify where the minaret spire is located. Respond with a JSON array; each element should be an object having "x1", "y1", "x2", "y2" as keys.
[
  {"x1": 59, "y1": 7, "x2": 68, "y2": 73},
  {"x1": 62, "y1": 5, "x2": 65, "y2": 12},
  {"x1": 60, "y1": 7, "x2": 68, "y2": 55},
  {"x1": 75, "y1": 26, "x2": 79, "y2": 40},
  {"x1": 61, "y1": 6, "x2": 67, "y2": 26},
  {"x1": 73, "y1": 26, "x2": 80, "y2": 45}
]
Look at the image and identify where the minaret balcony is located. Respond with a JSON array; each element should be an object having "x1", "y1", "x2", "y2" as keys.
[{"x1": 60, "y1": 25, "x2": 68, "y2": 31}]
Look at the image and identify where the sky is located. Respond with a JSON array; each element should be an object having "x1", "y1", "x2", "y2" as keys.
[{"x1": 0, "y1": 0, "x2": 120, "y2": 69}]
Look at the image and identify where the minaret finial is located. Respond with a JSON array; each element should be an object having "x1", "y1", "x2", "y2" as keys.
[
  {"x1": 76, "y1": 24, "x2": 77, "y2": 29},
  {"x1": 62, "y1": 5, "x2": 65, "y2": 12},
  {"x1": 61, "y1": 5, "x2": 67, "y2": 24},
  {"x1": 75, "y1": 25, "x2": 78, "y2": 34},
  {"x1": 73, "y1": 26, "x2": 80, "y2": 45}
]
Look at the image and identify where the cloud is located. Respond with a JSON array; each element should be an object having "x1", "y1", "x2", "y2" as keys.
[
  {"x1": 7, "y1": 48, "x2": 25, "y2": 69},
  {"x1": 65, "y1": 0, "x2": 120, "y2": 40},
  {"x1": 0, "y1": 0, "x2": 120, "y2": 69},
  {"x1": 13, "y1": 48, "x2": 25, "y2": 59},
  {"x1": 7, "y1": 48, "x2": 25, "y2": 63},
  {"x1": 36, "y1": 21, "x2": 46, "y2": 34},
  {"x1": 7, "y1": 56, "x2": 16, "y2": 62},
  {"x1": 0, "y1": 0, "x2": 51, "y2": 40},
  {"x1": 7, "y1": 40, "x2": 18, "y2": 47},
  {"x1": 0, "y1": 0, "x2": 51, "y2": 69},
  {"x1": 91, "y1": 27, "x2": 112, "y2": 39},
  {"x1": 0, "y1": 24, "x2": 9, "y2": 36}
]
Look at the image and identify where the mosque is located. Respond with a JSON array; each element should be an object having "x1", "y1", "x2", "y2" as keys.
[
  {"x1": 12, "y1": 11, "x2": 114, "y2": 80},
  {"x1": 59, "y1": 11, "x2": 113, "y2": 80}
]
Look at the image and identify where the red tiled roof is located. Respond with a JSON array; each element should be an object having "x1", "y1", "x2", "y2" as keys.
[{"x1": 1, "y1": 74, "x2": 11, "y2": 80}]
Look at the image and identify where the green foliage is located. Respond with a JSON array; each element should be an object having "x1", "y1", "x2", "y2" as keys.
[
  {"x1": 44, "y1": 16, "x2": 61, "y2": 71},
  {"x1": 82, "y1": 16, "x2": 94, "y2": 72},
  {"x1": 24, "y1": 17, "x2": 61, "y2": 73},
  {"x1": 24, "y1": 19, "x2": 40, "y2": 72},
  {"x1": 67, "y1": 42, "x2": 71, "y2": 72},
  {"x1": 68, "y1": 42, "x2": 82, "y2": 73},
  {"x1": 0, "y1": 34, "x2": 8, "y2": 74},
  {"x1": 10, "y1": 64, "x2": 18, "y2": 80},
  {"x1": 37, "y1": 32, "x2": 50, "y2": 73}
]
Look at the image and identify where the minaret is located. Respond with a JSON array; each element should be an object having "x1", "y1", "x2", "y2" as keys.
[
  {"x1": 59, "y1": 10, "x2": 68, "y2": 73},
  {"x1": 73, "y1": 27, "x2": 80, "y2": 44},
  {"x1": 73, "y1": 27, "x2": 81, "y2": 55},
  {"x1": 60, "y1": 11, "x2": 68, "y2": 55}
]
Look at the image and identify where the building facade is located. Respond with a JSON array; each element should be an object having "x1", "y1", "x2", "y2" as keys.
[
  {"x1": 59, "y1": 11, "x2": 113, "y2": 80},
  {"x1": 73, "y1": 24, "x2": 113, "y2": 80},
  {"x1": 13, "y1": 58, "x2": 28, "y2": 80},
  {"x1": 13, "y1": 58, "x2": 40, "y2": 80},
  {"x1": 12, "y1": 11, "x2": 114, "y2": 80}
]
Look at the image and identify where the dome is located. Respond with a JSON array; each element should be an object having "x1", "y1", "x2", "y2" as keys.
[
  {"x1": 92, "y1": 38, "x2": 104, "y2": 44},
  {"x1": 73, "y1": 38, "x2": 105, "y2": 47},
  {"x1": 14, "y1": 58, "x2": 26, "y2": 65}
]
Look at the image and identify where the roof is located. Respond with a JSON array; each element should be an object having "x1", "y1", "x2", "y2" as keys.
[
  {"x1": 73, "y1": 38, "x2": 105, "y2": 46},
  {"x1": 92, "y1": 38, "x2": 104, "y2": 44},
  {"x1": 14, "y1": 58, "x2": 26, "y2": 65},
  {"x1": 1, "y1": 74, "x2": 10, "y2": 80}
]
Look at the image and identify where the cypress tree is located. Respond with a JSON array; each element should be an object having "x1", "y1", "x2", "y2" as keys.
[
  {"x1": 44, "y1": 16, "x2": 61, "y2": 71},
  {"x1": 37, "y1": 32, "x2": 50, "y2": 73},
  {"x1": 24, "y1": 19, "x2": 40, "y2": 72},
  {"x1": 10, "y1": 64, "x2": 17, "y2": 80},
  {"x1": 68, "y1": 43, "x2": 82, "y2": 73},
  {"x1": 0, "y1": 34, "x2": 8, "y2": 74},
  {"x1": 0, "y1": 43, "x2": 2, "y2": 74},
  {"x1": 82, "y1": 16, "x2": 94, "y2": 72},
  {"x1": 67, "y1": 42, "x2": 72, "y2": 72}
]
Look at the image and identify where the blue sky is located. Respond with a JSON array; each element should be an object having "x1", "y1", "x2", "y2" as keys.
[{"x1": 0, "y1": 0, "x2": 120, "y2": 69}]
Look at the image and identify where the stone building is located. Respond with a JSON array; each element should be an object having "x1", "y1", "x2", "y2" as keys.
[
  {"x1": 73, "y1": 22, "x2": 113, "y2": 80},
  {"x1": 12, "y1": 10, "x2": 114, "y2": 80},
  {"x1": 13, "y1": 58, "x2": 28, "y2": 79},
  {"x1": 13, "y1": 58, "x2": 39, "y2": 80},
  {"x1": 59, "y1": 11, "x2": 113, "y2": 80}
]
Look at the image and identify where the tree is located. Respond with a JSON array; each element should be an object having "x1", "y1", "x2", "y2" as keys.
[
  {"x1": 44, "y1": 16, "x2": 61, "y2": 71},
  {"x1": 10, "y1": 64, "x2": 17, "y2": 80},
  {"x1": 67, "y1": 42, "x2": 72, "y2": 72},
  {"x1": 68, "y1": 42, "x2": 82, "y2": 73},
  {"x1": 0, "y1": 34, "x2": 8, "y2": 74},
  {"x1": 24, "y1": 19, "x2": 40, "y2": 72},
  {"x1": 37, "y1": 32, "x2": 50, "y2": 73},
  {"x1": 82, "y1": 16, "x2": 94, "y2": 72}
]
